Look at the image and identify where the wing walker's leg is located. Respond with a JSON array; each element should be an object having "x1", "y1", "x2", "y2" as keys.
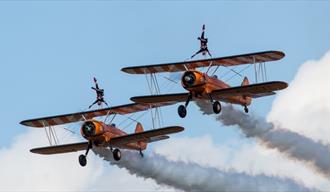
[
  {"x1": 89, "y1": 100, "x2": 98, "y2": 109},
  {"x1": 191, "y1": 49, "x2": 203, "y2": 59},
  {"x1": 103, "y1": 100, "x2": 109, "y2": 107}
]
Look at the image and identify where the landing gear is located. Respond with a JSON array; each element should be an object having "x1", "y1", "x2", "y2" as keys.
[
  {"x1": 177, "y1": 93, "x2": 192, "y2": 118},
  {"x1": 139, "y1": 150, "x2": 144, "y2": 157},
  {"x1": 113, "y1": 148, "x2": 121, "y2": 161},
  {"x1": 178, "y1": 105, "x2": 187, "y2": 118},
  {"x1": 213, "y1": 101, "x2": 221, "y2": 114},
  {"x1": 208, "y1": 94, "x2": 221, "y2": 114},
  {"x1": 244, "y1": 106, "x2": 249, "y2": 113},
  {"x1": 79, "y1": 142, "x2": 92, "y2": 167},
  {"x1": 79, "y1": 154, "x2": 87, "y2": 167}
]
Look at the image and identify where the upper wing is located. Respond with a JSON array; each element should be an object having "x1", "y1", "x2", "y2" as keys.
[
  {"x1": 20, "y1": 102, "x2": 173, "y2": 128},
  {"x1": 30, "y1": 126, "x2": 183, "y2": 155},
  {"x1": 109, "y1": 126, "x2": 184, "y2": 149},
  {"x1": 122, "y1": 51, "x2": 285, "y2": 74},
  {"x1": 131, "y1": 81, "x2": 288, "y2": 104}
]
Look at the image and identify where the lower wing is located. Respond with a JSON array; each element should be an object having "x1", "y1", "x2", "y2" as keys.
[
  {"x1": 131, "y1": 81, "x2": 288, "y2": 104},
  {"x1": 30, "y1": 126, "x2": 184, "y2": 155}
]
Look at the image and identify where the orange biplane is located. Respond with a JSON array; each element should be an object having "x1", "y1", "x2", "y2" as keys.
[
  {"x1": 20, "y1": 103, "x2": 183, "y2": 166},
  {"x1": 122, "y1": 51, "x2": 288, "y2": 118}
]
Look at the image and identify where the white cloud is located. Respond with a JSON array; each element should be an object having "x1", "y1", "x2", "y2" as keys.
[
  {"x1": 154, "y1": 135, "x2": 330, "y2": 191},
  {"x1": 268, "y1": 51, "x2": 330, "y2": 143},
  {"x1": 0, "y1": 128, "x2": 164, "y2": 192},
  {"x1": 3, "y1": 51, "x2": 330, "y2": 191}
]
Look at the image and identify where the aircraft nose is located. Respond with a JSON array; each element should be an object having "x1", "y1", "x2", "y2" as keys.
[
  {"x1": 81, "y1": 121, "x2": 96, "y2": 138},
  {"x1": 182, "y1": 71, "x2": 196, "y2": 87}
]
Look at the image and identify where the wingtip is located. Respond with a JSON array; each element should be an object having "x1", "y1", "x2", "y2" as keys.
[
  {"x1": 173, "y1": 126, "x2": 185, "y2": 132},
  {"x1": 271, "y1": 50, "x2": 286, "y2": 59}
]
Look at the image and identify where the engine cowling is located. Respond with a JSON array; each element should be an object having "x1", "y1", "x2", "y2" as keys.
[
  {"x1": 81, "y1": 120, "x2": 104, "y2": 140},
  {"x1": 181, "y1": 71, "x2": 206, "y2": 92}
]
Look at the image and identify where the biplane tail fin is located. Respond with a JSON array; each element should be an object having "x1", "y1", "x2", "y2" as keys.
[
  {"x1": 241, "y1": 77, "x2": 252, "y2": 105},
  {"x1": 241, "y1": 76, "x2": 249, "y2": 86},
  {"x1": 135, "y1": 122, "x2": 147, "y2": 150},
  {"x1": 135, "y1": 122, "x2": 144, "y2": 133}
]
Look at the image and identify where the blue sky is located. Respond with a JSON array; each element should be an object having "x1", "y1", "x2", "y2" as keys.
[{"x1": 1, "y1": 1, "x2": 330, "y2": 150}]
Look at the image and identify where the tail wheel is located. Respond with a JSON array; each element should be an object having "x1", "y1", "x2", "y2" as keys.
[
  {"x1": 244, "y1": 106, "x2": 249, "y2": 113},
  {"x1": 113, "y1": 149, "x2": 122, "y2": 161},
  {"x1": 178, "y1": 105, "x2": 187, "y2": 118},
  {"x1": 213, "y1": 101, "x2": 221, "y2": 114},
  {"x1": 79, "y1": 154, "x2": 87, "y2": 167}
]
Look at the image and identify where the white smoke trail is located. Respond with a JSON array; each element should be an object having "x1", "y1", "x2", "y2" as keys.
[
  {"x1": 93, "y1": 147, "x2": 312, "y2": 192},
  {"x1": 196, "y1": 100, "x2": 330, "y2": 179}
]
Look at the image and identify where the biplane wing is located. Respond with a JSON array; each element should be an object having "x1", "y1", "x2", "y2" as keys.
[
  {"x1": 131, "y1": 81, "x2": 288, "y2": 104},
  {"x1": 210, "y1": 81, "x2": 287, "y2": 100},
  {"x1": 122, "y1": 51, "x2": 285, "y2": 74},
  {"x1": 20, "y1": 102, "x2": 174, "y2": 128},
  {"x1": 30, "y1": 126, "x2": 183, "y2": 155},
  {"x1": 30, "y1": 142, "x2": 89, "y2": 155}
]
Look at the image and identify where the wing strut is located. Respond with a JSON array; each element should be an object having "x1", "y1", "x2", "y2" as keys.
[
  {"x1": 42, "y1": 121, "x2": 60, "y2": 146},
  {"x1": 252, "y1": 56, "x2": 268, "y2": 83},
  {"x1": 145, "y1": 73, "x2": 164, "y2": 129}
]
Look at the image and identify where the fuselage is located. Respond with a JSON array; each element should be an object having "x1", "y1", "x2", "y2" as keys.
[
  {"x1": 80, "y1": 120, "x2": 146, "y2": 150},
  {"x1": 181, "y1": 70, "x2": 251, "y2": 106}
]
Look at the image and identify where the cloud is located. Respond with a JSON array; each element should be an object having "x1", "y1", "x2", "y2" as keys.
[
  {"x1": 0, "y1": 128, "x2": 163, "y2": 192},
  {"x1": 4, "y1": 51, "x2": 330, "y2": 191},
  {"x1": 268, "y1": 51, "x2": 330, "y2": 144},
  {"x1": 0, "y1": 126, "x2": 321, "y2": 192},
  {"x1": 194, "y1": 50, "x2": 330, "y2": 189},
  {"x1": 94, "y1": 142, "x2": 312, "y2": 192},
  {"x1": 155, "y1": 135, "x2": 329, "y2": 191}
]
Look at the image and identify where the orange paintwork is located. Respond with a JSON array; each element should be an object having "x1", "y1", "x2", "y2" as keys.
[
  {"x1": 81, "y1": 120, "x2": 147, "y2": 151},
  {"x1": 181, "y1": 70, "x2": 252, "y2": 106}
]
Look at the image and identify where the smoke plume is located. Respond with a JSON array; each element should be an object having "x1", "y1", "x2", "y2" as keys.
[
  {"x1": 196, "y1": 100, "x2": 330, "y2": 179},
  {"x1": 93, "y1": 147, "x2": 312, "y2": 192}
]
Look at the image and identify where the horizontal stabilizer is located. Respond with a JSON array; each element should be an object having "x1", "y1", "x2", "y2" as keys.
[{"x1": 147, "y1": 135, "x2": 170, "y2": 143}]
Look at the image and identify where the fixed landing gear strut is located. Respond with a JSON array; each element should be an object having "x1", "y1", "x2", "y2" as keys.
[
  {"x1": 178, "y1": 93, "x2": 192, "y2": 118},
  {"x1": 208, "y1": 94, "x2": 221, "y2": 114},
  {"x1": 244, "y1": 105, "x2": 249, "y2": 113},
  {"x1": 79, "y1": 142, "x2": 92, "y2": 167},
  {"x1": 139, "y1": 150, "x2": 144, "y2": 157}
]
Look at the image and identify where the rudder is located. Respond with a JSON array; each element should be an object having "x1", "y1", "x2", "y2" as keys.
[
  {"x1": 135, "y1": 122, "x2": 144, "y2": 133},
  {"x1": 241, "y1": 77, "x2": 252, "y2": 105}
]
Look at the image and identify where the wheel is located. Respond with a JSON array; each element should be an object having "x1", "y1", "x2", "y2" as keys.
[
  {"x1": 79, "y1": 154, "x2": 87, "y2": 167},
  {"x1": 113, "y1": 148, "x2": 121, "y2": 161},
  {"x1": 213, "y1": 101, "x2": 221, "y2": 114},
  {"x1": 178, "y1": 105, "x2": 187, "y2": 118},
  {"x1": 244, "y1": 106, "x2": 249, "y2": 113}
]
